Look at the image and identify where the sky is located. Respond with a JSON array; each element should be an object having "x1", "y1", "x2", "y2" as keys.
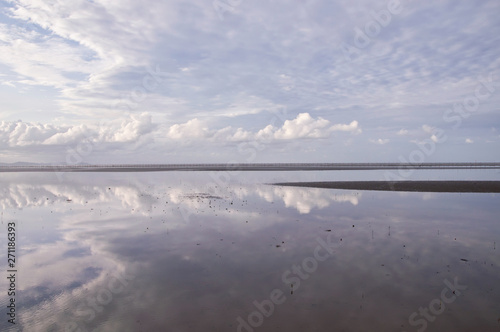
[{"x1": 0, "y1": 0, "x2": 499, "y2": 164}]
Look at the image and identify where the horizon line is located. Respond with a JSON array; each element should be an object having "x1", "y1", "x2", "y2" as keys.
[{"x1": 1, "y1": 162, "x2": 500, "y2": 172}]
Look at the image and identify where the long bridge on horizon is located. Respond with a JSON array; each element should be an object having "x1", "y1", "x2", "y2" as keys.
[{"x1": 1, "y1": 162, "x2": 500, "y2": 172}]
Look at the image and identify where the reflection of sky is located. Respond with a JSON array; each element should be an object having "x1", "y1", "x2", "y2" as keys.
[{"x1": 0, "y1": 172, "x2": 499, "y2": 331}]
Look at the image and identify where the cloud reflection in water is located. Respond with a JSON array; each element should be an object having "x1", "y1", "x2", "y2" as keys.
[{"x1": 0, "y1": 172, "x2": 498, "y2": 331}]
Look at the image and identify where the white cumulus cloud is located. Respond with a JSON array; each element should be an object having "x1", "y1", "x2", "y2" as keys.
[
  {"x1": 165, "y1": 113, "x2": 361, "y2": 142},
  {"x1": 369, "y1": 138, "x2": 390, "y2": 145},
  {"x1": 0, "y1": 113, "x2": 155, "y2": 148},
  {"x1": 167, "y1": 118, "x2": 210, "y2": 140},
  {"x1": 397, "y1": 129, "x2": 408, "y2": 135}
]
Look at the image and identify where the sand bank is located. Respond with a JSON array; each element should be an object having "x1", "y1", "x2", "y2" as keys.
[{"x1": 272, "y1": 181, "x2": 500, "y2": 193}]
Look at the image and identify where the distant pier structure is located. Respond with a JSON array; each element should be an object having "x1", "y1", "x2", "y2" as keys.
[{"x1": 1, "y1": 162, "x2": 500, "y2": 172}]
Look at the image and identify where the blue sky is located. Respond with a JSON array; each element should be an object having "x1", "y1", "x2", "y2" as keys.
[{"x1": 0, "y1": 0, "x2": 499, "y2": 164}]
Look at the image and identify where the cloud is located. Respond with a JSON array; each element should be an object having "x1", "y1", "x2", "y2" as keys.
[
  {"x1": 269, "y1": 114, "x2": 360, "y2": 139},
  {"x1": 1, "y1": 81, "x2": 16, "y2": 87},
  {"x1": 203, "y1": 95, "x2": 285, "y2": 118},
  {"x1": 0, "y1": 113, "x2": 155, "y2": 148},
  {"x1": 106, "y1": 113, "x2": 155, "y2": 143},
  {"x1": 397, "y1": 129, "x2": 408, "y2": 135},
  {"x1": 465, "y1": 138, "x2": 473, "y2": 144},
  {"x1": 422, "y1": 125, "x2": 434, "y2": 134},
  {"x1": 1, "y1": 0, "x2": 499, "y2": 162},
  {"x1": 42, "y1": 125, "x2": 93, "y2": 145},
  {"x1": 0, "y1": 120, "x2": 61, "y2": 147},
  {"x1": 421, "y1": 125, "x2": 442, "y2": 143},
  {"x1": 167, "y1": 119, "x2": 210, "y2": 140},
  {"x1": 369, "y1": 138, "x2": 389, "y2": 145},
  {"x1": 331, "y1": 121, "x2": 361, "y2": 133},
  {"x1": 274, "y1": 113, "x2": 333, "y2": 139},
  {"x1": 256, "y1": 186, "x2": 360, "y2": 214},
  {"x1": 165, "y1": 113, "x2": 360, "y2": 142}
]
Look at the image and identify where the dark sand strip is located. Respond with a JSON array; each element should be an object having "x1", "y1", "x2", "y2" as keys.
[{"x1": 272, "y1": 181, "x2": 500, "y2": 193}]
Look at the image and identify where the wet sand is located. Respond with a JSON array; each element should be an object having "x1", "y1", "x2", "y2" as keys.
[
  {"x1": 272, "y1": 181, "x2": 500, "y2": 193},
  {"x1": 1, "y1": 172, "x2": 499, "y2": 331}
]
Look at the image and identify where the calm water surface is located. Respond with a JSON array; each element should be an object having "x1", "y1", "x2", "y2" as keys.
[{"x1": 0, "y1": 171, "x2": 499, "y2": 331}]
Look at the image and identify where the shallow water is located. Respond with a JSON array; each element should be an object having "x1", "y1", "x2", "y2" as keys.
[{"x1": 0, "y1": 171, "x2": 499, "y2": 331}]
